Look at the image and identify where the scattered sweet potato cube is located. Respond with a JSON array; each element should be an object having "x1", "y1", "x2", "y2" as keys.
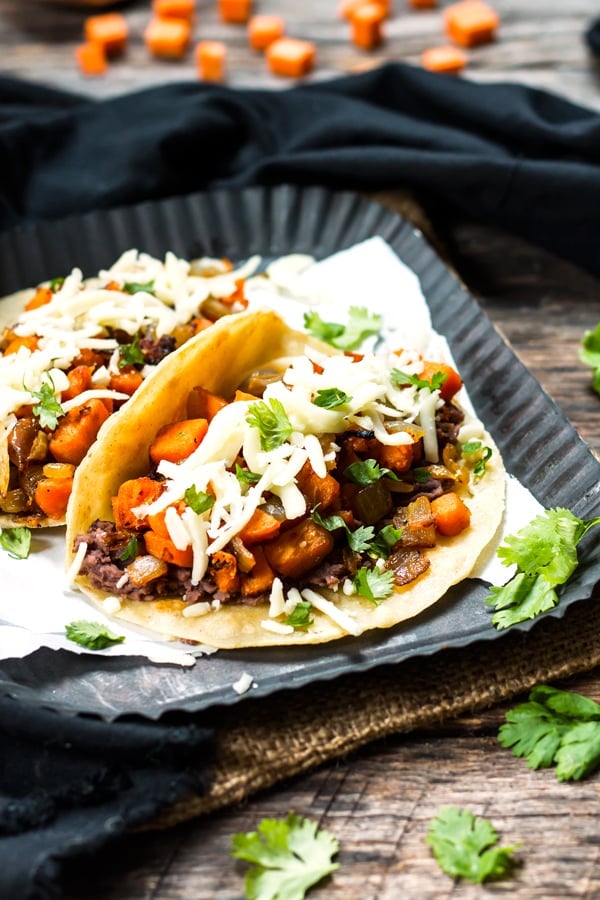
[
  {"x1": 152, "y1": 0, "x2": 196, "y2": 21},
  {"x1": 218, "y1": 0, "x2": 253, "y2": 24},
  {"x1": 350, "y1": 2, "x2": 386, "y2": 50},
  {"x1": 84, "y1": 13, "x2": 128, "y2": 56},
  {"x1": 339, "y1": 0, "x2": 391, "y2": 19},
  {"x1": 195, "y1": 40, "x2": 227, "y2": 81},
  {"x1": 144, "y1": 16, "x2": 191, "y2": 58},
  {"x1": 421, "y1": 44, "x2": 467, "y2": 74},
  {"x1": 266, "y1": 37, "x2": 316, "y2": 78},
  {"x1": 443, "y1": 1, "x2": 500, "y2": 47},
  {"x1": 75, "y1": 42, "x2": 108, "y2": 77},
  {"x1": 248, "y1": 14, "x2": 285, "y2": 52}
]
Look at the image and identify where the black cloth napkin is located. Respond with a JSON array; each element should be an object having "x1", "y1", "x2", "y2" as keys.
[
  {"x1": 1, "y1": 62, "x2": 600, "y2": 276},
  {"x1": 1, "y1": 60, "x2": 600, "y2": 900}
]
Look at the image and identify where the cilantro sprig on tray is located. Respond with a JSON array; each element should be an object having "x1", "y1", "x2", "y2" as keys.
[
  {"x1": 0, "y1": 527, "x2": 31, "y2": 559},
  {"x1": 485, "y1": 508, "x2": 600, "y2": 629},
  {"x1": 303, "y1": 306, "x2": 382, "y2": 351}
]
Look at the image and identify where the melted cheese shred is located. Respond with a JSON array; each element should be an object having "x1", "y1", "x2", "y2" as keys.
[{"x1": 134, "y1": 344, "x2": 447, "y2": 587}]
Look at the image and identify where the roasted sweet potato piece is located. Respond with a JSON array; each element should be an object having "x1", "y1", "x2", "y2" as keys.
[
  {"x1": 264, "y1": 518, "x2": 334, "y2": 579},
  {"x1": 295, "y1": 460, "x2": 340, "y2": 511}
]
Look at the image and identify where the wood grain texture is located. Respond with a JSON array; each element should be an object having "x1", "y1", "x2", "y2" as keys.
[{"x1": 2, "y1": 1, "x2": 600, "y2": 897}]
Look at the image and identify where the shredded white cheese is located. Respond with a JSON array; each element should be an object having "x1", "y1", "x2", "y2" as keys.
[
  {"x1": 233, "y1": 671, "x2": 256, "y2": 694},
  {"x1": 300, "y1": 588, "x2": 362, "y2": 636},
  {"x1": 64, "y1": 541, "x2": 88, "y2": 588},
  {"x1": 260, "y1": 619, "x2": 295, "y2": 636}
]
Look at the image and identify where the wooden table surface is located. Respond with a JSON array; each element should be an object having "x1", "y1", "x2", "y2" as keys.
[{"x1": 2, "y1": 1, "x2": 600, "y2": 897}]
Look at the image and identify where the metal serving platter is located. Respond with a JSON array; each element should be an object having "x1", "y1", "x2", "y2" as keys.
[{"x1": 0, "y1": 185, "x2": 598, "y2": 720}]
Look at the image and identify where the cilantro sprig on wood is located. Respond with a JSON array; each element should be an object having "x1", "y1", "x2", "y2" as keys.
[
  {"x1": 485, "y1": 508, "x2": 600, "y2": 629},
  {"x1": 426, "y1": 807, "x2": 519, "y2": 884},
  {"x1": 499, "y1": 685, "x2": 600, "y2": 781}
]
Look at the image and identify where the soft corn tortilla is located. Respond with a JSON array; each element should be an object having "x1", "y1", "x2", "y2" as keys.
[{"x1": 66, "y1": 309, "x2": 506, "y2": 648}]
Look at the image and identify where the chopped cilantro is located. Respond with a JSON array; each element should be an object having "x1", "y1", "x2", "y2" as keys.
[
  {"x1": 29, "y1": 375, "x2": 64, "y2": 430},
  {"x1": 312, "y1": 388, "x2": 352, "y2": 409},
  {"x1": 0, "y1": 527, "x2": 31, "y2": 559},
  {"x1": 184, "y1": 486, "x2": 215, "y2": 515},
  {"x1": 118, "y1": 333, "x2": 145, "y2": 369},
  {"x1": 285, "y1": 601, "x2": 314, "y2": 630},
  {"x1": 485, "y1": 508, "x2": 600, "y2": 629},
  {"x1": 235, "y1": 464, "x2": 262, "y2": 485},
  {"x1": 311, "y1": 507, "x2": 375, "y2": 553},
  {"x1": 246, "y1": 398, "x2": 293, "y2": 451},
  {"x1": 122, "y1": 280, "x2": 155, "y2": 295},
  {"x1": 49, "y1": 276, "x2": 65, "y2": 292},
  {"x1": 391, "y1": 368, "x2": 448, "y2": 392},
  {"x1": 343, "y1": 458, "x2": 399, "y2": 485},
  {"x1": 368, "y1": 524, "x2": 402, "y2": 559},
  {"x1": 579, "y1": 322, "x2": 600, "y2": 395},
  {"x1": 231, "y1": 813, "x2": 339, "y2": 900},
  {"x1": 426, "y1": 807, "x2": 519, "y2": 884},
  {"x1": 65, "y1": 620, "x2": 126, "y2": 651},
  {"x1": 119, "y1": 536, "x2": 138, "y2": 562},
  {"x1": 461, "y1": 440, "x2": 492, "y2": 479},
  {"x1": 353, "y1": 566, "x2": 395, "y2": 604},
  {"x1": 303, "y1": 306, "x2": 382, "y2": 351},
  {"x1": 499, "y1": 685, "x2": 600, "y2": 782},
  {"x1": 412, "y1": 467, "x2": 432, "y2": 484}
]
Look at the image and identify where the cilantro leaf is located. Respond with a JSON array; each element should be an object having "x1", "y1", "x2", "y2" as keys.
[
  {"x1": 485, "y1": 508, "x2": 600, "y2": 629},
  {"x1": 232, "y1": 813, "x2": 339, "y2": 900},
  {"x1": 285, "y1": 601, "x2": 314, "y2": 630},
  {"x1": 343, "y1": 458, "x2": 399, "y2": 485},
  {"x1": 184, "y1": 486, "x2": 215, "y2": 515},
  {"x1": 498, "y1": 685, "x2": 600, "y2": 781},
  {"x1": 312, "y1": 388, "x2": 351, "y2": 409},
  {"x1": 461, "y1": 440, "x2": 493, "y2": 479},
  {"x1": 579, "y1": 322, "x2": 600, "y2": 395},
  {"x1": 65, "y1": 620, "x2": 126, "y2": 650},
  {"x1": 118, "y1": 333, "x2": 145, "y2": 369},
  {"x1": 391, "y1": 368, "x2": 448, "y2": 392},
  {"x1": 0, "y1": 527, "x2": 31, "y2": 559},
  {"x1": 311, "y1": 507, "x2": 375, "y2": 553},
  {"x1": 49, "y1": 276, "x2": 65, "y2": 292},
  {"x1": 122, "y1": 280, "x2": 155, "y2": 295},
  {"x1": 368, "y1": 524, "x2": 402, "y2": 559},
  {"x1": 426, "y1": 807, "x2": 518, "y2": 884},
  {"x1": 246, "y1": 398, "x2": 293, "y2": 451},
  {"x1": 353, "y1": 566, "x2": 395, "y2": 604},
  {"x1": 29, "y1": 375, "x2": 65, "y2": 430},
  {"x1": 303, "y1": 306, "x2": 382, "y2": 351},
  {"x1": 235, "y1": 464, "x2": 262, "y2": 485},
  {"x1": 119, "y1": 535, "x2": 138, "y2": 561}
]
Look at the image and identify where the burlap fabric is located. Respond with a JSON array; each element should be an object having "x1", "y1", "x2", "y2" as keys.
[{"x1": 151, "y1": 594, "x2": 599, "y2": 828}]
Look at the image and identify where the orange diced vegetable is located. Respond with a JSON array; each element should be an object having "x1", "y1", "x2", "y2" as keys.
[
  {"x1": 75, "y1": 42, "x2": 108, "y2": 77},
  {"x1": 443, "y1": 1, "x2": 499, "y2": 47},
  {"x1": 195, "y1": 41, "x2": 227, "y2": 82},
  {"x1": 61, "y1": 365, "x2": 93, "y2": 402},
  {"x1": 233, "y1": 389, "x2": 257, "y2": 403},
  {"x1": 264, "y1": 518, "x2": 334, "y2": 579},
  {"x1": 112, "y1": 477, "x2": 165, "y2": 531},
  {"x1": 25, "y1": 286, "x2": 53, "y2": 311},
  {"x1": 218, "y1": 0, "x2": 253, "y2": 24},
  {"x1": 419, "y1": 361, "x2": 463, "y2": 401},
  {"x1": 108, "y1": 367, "x2": 144, "y2": 397},
  {"x1": 144, "y1": 16, "x2": 191, "y2": 58},
  {"x1": 377, "y1": 441, "x2": 415, "y2": 474},
  {"x1": 296, "y1": 460, "x2": 340, "y2": 511},
  {"x1": 187, "y1": 386, "x2": 229, "y2": 421},
  {"x1": 350, "y1": 2, "x2": 386, "y2": 50},
  {"x1": 431, "y1": 491, "x2": 471, "y2": 536},
  {"x1": 208, "y1": 550, "x2": 240, "y2": 592},
  {"x1": 240, "y1": 545, "x2": 275, "y2": 596},
  {"x1": 266, "y1": 37, "x2": 316, "y2": 78},
  {"x1": 144, "y1": 530, "x2": 194, "y2": 568},
  {"x1": 238, "y1": 508, "x2": 281, "y2": 546},
  {"x1": 152, "y1": 0, "x2": 196, "y2": 21},
  {"x1": 34, "y1": 477, "x2": 73, "y2": 520},
  {"x1": 3, "y1": 334, "x2": 39, "y2": 355},
  {"x1": 84, "y1": 13, "x2": 128, "y2": 55},
  {"x1": 248, "y1": 14, "x2": 285, "y2": 51},
  {"x1": 48, "y1": 399, "x2": 110, "y2": 465},
  {"x1": 149, "y1": 418, "x2": 208, "y2": 464},
  {"x1": 339, "y1": 0, "x2": 391, "y2": 19},
  {"x1": 421, "y1": 45, "x2": 467, "y2": 74}
]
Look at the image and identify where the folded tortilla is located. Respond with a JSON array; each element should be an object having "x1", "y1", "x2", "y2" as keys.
[{"x1": 66, "y1": 309, "x2": 506, "y2": 648}]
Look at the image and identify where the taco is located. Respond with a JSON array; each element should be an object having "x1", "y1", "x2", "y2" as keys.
[
  {"x1": 0, "y1": 249, "x2": 258, "y2": 527},
  {"x1": 66, "y1": 308, "x2": 505, "y2": 648}
]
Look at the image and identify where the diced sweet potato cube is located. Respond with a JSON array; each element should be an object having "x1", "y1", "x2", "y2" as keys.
[{"x1": 264, "y1": 518, "x2": 334, "y2": 579}]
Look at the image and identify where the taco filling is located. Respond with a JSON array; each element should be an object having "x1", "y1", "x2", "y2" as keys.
[
  {"x1": 68, "y1": 311, "x2": 504, "y2": 647},
  {"x1": 0, "y1": 249, "x2": 258, "y2": 525}
]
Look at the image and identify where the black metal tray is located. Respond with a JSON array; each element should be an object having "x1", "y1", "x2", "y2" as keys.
[{"x1": 0, "y1": 185, "x2": 598, "y2": 720}]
